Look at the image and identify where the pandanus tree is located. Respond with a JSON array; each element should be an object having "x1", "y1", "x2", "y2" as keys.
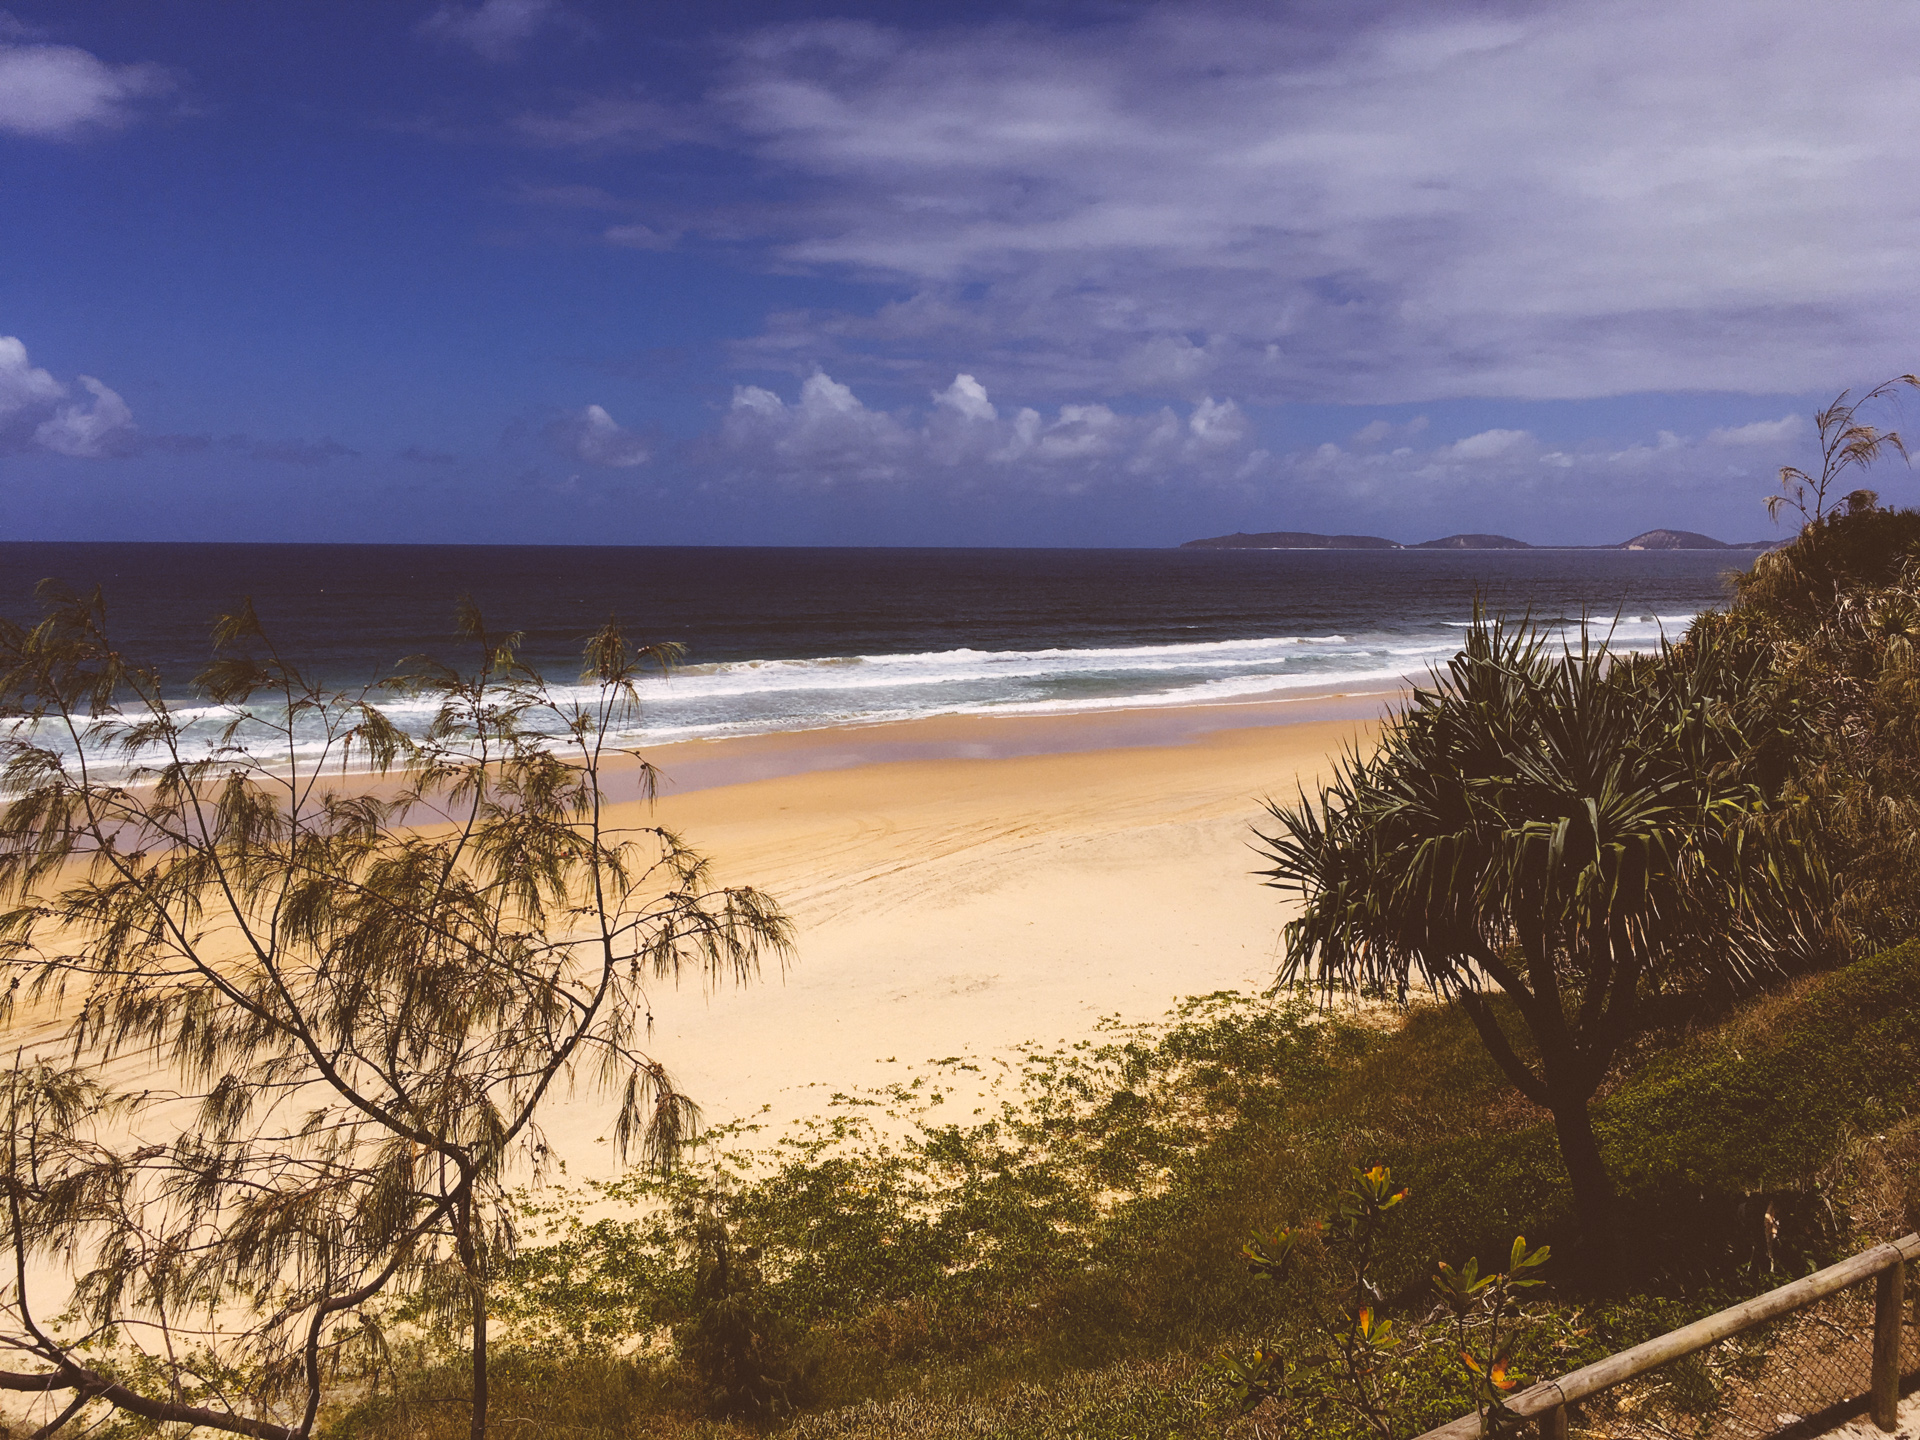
[
  {"x1": 1257, "y1": 617, "x2": 1818, "y2": 1258},
  {"x1": 0, "y1": 585, "x2": 790, "y2": 1439}
]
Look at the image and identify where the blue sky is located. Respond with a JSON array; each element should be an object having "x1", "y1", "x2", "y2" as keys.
[{"x1": 2, "y1": 0, "x2": 1915, "y2": 546}]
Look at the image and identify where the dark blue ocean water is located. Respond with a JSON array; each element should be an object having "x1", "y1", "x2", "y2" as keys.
[{"x1": 0, "y1": 544, "x2": 1750, "y2": 744}]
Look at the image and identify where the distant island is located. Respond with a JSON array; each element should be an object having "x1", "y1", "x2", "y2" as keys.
[
  {"x1": 1180, "y1": 528, "x2": 1780, "y2": 551},
  {"x1": 1616, "y1": 528, "x2": 1777, "y2": 551},
  {"x1": 1413, "y1": 533, "x2": 1532, "y2": 550}
]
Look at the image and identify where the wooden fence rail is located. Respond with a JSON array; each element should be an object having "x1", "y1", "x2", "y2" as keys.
[{"x1": 1416, "y1": 1232, "x2": 1920, "y2": 1439}]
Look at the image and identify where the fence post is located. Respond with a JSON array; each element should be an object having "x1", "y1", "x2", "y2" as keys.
[
  {"x1": 1872, "y1": 1258, "x2": 1904, "y2": 1429},
  {"x1": 1535, "y1": 1402, "x2": 1567, "y2": 1439}
]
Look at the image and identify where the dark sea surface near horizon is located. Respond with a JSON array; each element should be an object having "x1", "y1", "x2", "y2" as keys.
[{"x1": 0, "y1": 543, "x2": 1753, "y2": 748}]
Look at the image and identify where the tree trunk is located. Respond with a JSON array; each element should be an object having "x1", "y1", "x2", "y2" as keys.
[
  {"x1": 1547, "y1": 1084, "x2": 1620, "y2": 1286},
  {"x1": 456, "y1": 1191, "x2": 487, "y2": 1440},
  {"x1": 470, "y1": 1279, "x2": 487, "y2": 1440}
]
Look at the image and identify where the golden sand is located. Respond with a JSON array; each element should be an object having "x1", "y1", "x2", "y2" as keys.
[
  {"x1": 528, "y1": 709, "x2": 1378, "y2": 1170},
  {"x1": 2, "y1": 700, "x2": 1383, "y2": 1180}
]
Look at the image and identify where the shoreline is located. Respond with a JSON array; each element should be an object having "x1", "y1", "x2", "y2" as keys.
[{"x1": 612, "y1": 680, "x2": 1409, "y2": 801}]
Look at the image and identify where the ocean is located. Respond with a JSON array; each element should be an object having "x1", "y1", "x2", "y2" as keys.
[{"x1": 0, "y1": 543, "x2": 1752, "y2": 752}]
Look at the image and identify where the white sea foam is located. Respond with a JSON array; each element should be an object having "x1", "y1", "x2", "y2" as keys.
[
  {"x1": 11, "y1": 610, "x2": 1711, "y2": 768},
  {"x1": 553, "y1": 614, "x2": 1704, "y2": 743}
]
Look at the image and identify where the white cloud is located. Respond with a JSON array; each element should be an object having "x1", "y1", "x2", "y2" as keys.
[
  {"x1": 933, "y1": 372, "x2": 995, "y2": 421},
  {"x1": 549, "y1": 404, "x2": 650, "y2": 467},
  {"x1": 719, "y1": 372, "x2": 912, "y2": 485},
  {"x1": 730, "y1": 385, "x2": 784, "y2": 418},
  {"x1": 0, "y1": 336, "x2": 137, "y2": 456},
  {"x1": 637, "y1": 1, "x2": 1920, "y2": 405},
  {"x1": 1029, "y1": 404, "x2": 1123, "y2": 462},
  {"x1": 0, "y1": 38, "x2": 170, "y2": 138},
  {"x1": 1448, "y1": 428, "x2": 1534, "y2": 461},
  {"x1": 418, "y1": 0, "x2": 567, "y2": 61},
  {"x1": 0, "y1": 336, "x2": 65, "y2": 420},
  {"x1": 1188, "y1": 396, "x2": 1249, "y2": 447},
  {"x1": 34, "y1": 376, "x2": 133, "y2": 457},
  {"x1": 711, "y1": 370, "x2": 1262, "y2": 493},
  {"x1": 1349, "y1": 416, "x2": 1430, "y2": 450},
  {"x1": 0, "y1": 337, "x2": 353, "y2": 465},
  {"x1": 1710, "y1": 414, "x2": 1804, "y2": 446},
  {"x1": 1267, "y1": 415, "x2": 1824, "y2": 541},
  {"x1": 661, "y1": 362, "x2": 1835, "y2": 536}
]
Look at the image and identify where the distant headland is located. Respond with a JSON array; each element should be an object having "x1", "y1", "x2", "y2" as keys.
[{"x1": 1179, "y1": 527, "x2": 1781, "y2": 551}]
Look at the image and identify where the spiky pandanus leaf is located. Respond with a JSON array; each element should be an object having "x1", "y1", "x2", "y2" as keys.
[{"x1": 1257, "y1": 615, "x2": 1818, "y2": 1248}]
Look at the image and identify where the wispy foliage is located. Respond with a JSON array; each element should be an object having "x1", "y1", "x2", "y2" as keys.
[
  {"x1": 1767, "y1": 375, "x2": 1920, "y2": 527},
  {"x1": 0, "y1": 584, "x2": 789, "y2": 1439}
]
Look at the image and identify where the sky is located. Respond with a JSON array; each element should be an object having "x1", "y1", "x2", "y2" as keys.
[{"x1": 3, "y1": 0, "x2": 1918, "y2": 548}]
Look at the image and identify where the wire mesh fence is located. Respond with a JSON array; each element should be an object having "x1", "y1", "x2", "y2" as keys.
[
  {"x1": 1416, "y1": 1237, "x2": 1920, "y2": 1440},
  {"x1": 1555, "y1": 1278, "x2": 1910, "y2": 1438}
]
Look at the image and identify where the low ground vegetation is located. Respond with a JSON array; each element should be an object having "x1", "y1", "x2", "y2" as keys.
[{"x1": 318, "y1": 940, "x2": 1920, "y2": 1439}]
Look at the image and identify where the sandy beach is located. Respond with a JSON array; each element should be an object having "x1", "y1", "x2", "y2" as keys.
[
  {"x1": 0, "y1": 693, "x2": 1383, "y2": 1194},
  {"x1": 536, "y1": 702, "x2": 1381, "y2": 1171}
]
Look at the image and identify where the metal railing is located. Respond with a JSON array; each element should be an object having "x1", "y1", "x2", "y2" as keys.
[{"x1": 1418, "y1": 1233, "x2": 1920, "y2": 1439}]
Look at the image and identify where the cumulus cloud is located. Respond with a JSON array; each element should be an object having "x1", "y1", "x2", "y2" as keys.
[
  {"x1": 591, "y1": 1, "x2": 1920, "y2": 405},
  {"x1": 0, "y1": 336, "x2": 361, "y2": 468},
  {"x1": 1447, "y1": 429, "x2": 1533, "y2": 462},
  {"x1": 549, "y1": 404, "x2": 651, "y2": 467},
  {"x1": 0, "y1": 336, "x2": 139, "y2": 456},
  {"x1": 711, "y1": 369, "x2": 1265, "y2": 493},
  {"x1": 0, "y1": 336, "x2": 65, "y2": 420},
  {"x1": 690, "y1": 371, "x2": 1817, "y2": 538},
  {"x1": 0, "y1": 36, "x2": 170, "y2": 138},
  {"x1": 418, "y1": 0, "x2": 570, "y2": 61},
  {"x1": 934, "y1": 373, "x2": 995, "y2": 422},
  {"x1": 34, "y1": 375, "x2": 134, "y2": 457},
  {"x1": 721, "y1": 373, "x2": 908, "y2": 484},
  {"x1": 1350, "y1": 416, "x2": 1429, "y2": 449},
  {"x1": 1710, "y1": 415, "x2": 1804, "y2": 447}
]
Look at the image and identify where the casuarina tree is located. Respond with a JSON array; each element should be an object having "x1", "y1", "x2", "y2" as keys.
[
  {"x1": 1256, "y1": 617, "x2": 1816, "y2": 1264},
  {"x1": 0, "y1": 585, "x2": 790, "y2": 1439}
]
